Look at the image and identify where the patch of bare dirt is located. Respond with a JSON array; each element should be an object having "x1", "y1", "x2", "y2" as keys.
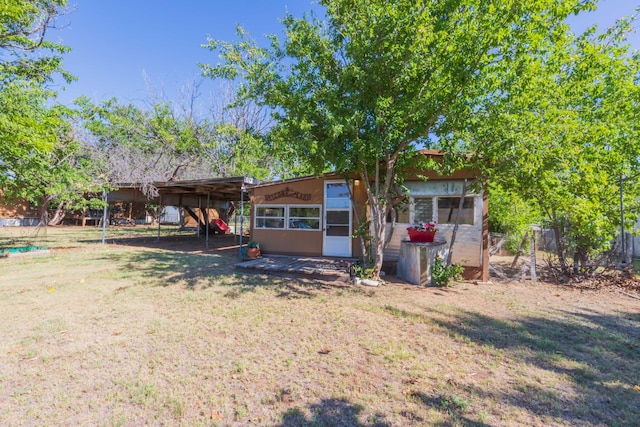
[{"x1": 489, "y1": 254, "x2": 640, "y2": 304}]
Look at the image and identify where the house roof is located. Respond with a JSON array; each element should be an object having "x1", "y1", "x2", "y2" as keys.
[
  {"x1": 246, "y1": 150, "x2": 457, "y2": 191},
  {"x1": 245, "y1": 172, "x2": 340, "y2": 190}
]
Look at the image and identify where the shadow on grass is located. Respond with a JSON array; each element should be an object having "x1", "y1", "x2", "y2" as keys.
[
  {"x1": 402, "y1": 392, "x2": 491, "y2": 427},
  {"x1": 92, "y1": 241, "x2": 356, "y2": 299},
  {"x1": 82, "y1": 232, "x2": 240, "y2": 254},
  {"x1": 385, "y1": 303, "x2": 640, "y2": 426},
  {"x1": 277, "y1": 398, "x2": 389, "y2": 427}
]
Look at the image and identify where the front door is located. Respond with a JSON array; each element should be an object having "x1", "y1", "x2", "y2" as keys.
[{"x1": 323, "y1": 181, "x2": 352, "y2": 257}]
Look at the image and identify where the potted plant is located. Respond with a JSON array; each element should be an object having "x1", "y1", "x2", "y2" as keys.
[
  {"x1": 351, "y1": 260, "x2": 380, "y2": 287},
  {"x1": 243, "y1": 241, "x2": 261, "y2": 259},
  {"x1": 407, "y1": 221, "x2": 438, "y2": 242}
]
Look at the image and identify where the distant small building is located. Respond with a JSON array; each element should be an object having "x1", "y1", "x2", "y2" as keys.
[{"x1": 0, "y1": 195, "x2": 38, "y2": 226}]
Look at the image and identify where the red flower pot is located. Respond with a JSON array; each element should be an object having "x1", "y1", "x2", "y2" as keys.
[
  {"x1": 408, "y1": 230, "x2": 436, "y2": 243},
  {"x1": 246, "y1": 248, "x2": 261, "y2": 259}
]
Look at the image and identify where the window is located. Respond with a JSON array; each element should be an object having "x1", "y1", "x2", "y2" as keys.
[
  {"x1": 255, "y1": 205, "x2": 321, "y2": 230},
  {"x1": 289, "y1": 206, "x2": 321, "y2": 230},
  {"x1": 437, "y1": 197, "x2": 475, "y2": 225},
  {"x1": 255, "y1": 206, "x2": 285, "y2": 229},
  {"x1": 325, "y1": 182, "x2": 350, "y2": 208},
  {"x1": 409, "y1": 196, "x2": 476, "y2": 225},
  {"x1": 413, "y1": 197, "x2": 434, "y2": 223}
]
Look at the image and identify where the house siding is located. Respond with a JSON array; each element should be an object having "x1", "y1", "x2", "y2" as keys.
[{"x1": 0, "y1": 196, "x2": 38, "y2": 226}]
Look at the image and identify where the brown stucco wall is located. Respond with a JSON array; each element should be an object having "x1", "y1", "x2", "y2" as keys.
[
  {"x1": 249, "y1": 177, "x2": 367, "y2": 257},
  {"x1": 250, "y1": 178, "x2": 324, "y2": 256},
  {"x1": 0, "y1": 196, "x2": 33, "y2": 218}
]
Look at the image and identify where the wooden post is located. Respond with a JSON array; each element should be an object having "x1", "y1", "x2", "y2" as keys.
[
  {"x1": 157, "y1": 194, "x2": 161, "y2": 242},
  {"x1": 530, "y1": 229, "x2": 537, "y2": 283},
  {"x1": 101, "y1": 192, "x2": 108, "y2": 245},
  {"x1": 206, "y1": 192, "x2": 210, "y2": 249}
]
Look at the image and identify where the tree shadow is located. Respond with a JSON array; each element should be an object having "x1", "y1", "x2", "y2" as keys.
[
  {"x1": 402, "y1": 305, "x2": 640, "y2": 426},
  {"x1": 91, "y1": 240, "x2": 357, "y2": 299},
  {"x1": 82, "y1": 232, "x2": 241, "y2": 254},
  {"x1": 402, "y1": 391, "x2": 491, "y2": 427},
  {"x1": 277, "y1": 398, "x2": 389, "y2": 427}
]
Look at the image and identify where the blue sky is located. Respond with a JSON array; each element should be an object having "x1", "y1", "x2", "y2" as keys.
[{"x1": 49, "y1": 0, "x2": 639, "y2": 107}]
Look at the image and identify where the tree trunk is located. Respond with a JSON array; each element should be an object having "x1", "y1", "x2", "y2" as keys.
[
  {"x1": 370, "y1": 192, "x2": 387, "y2": 277},
  {"x1": 510, "y1": 231, "x2": 529, "y2": 268},
  {"x1": 573, "y1": 244, "x2": 590, "y2": 273},
  {"x1": 360, "y1": 174, "x2": 388, "y2": 278},
  {"x1": 345, "y1": 177, "x2": 369, "y2": 264},
  {"x1": 34, "y1": 195, "x2": 54, "y2": 237},
  {"x1": 446, "y1": 177, "x2": 468, "y2": 266},
  {"x1": 624, "y1": 232, "x2": 633, "y2": 265},
  {"x1": 530, "y1": 230, "x2": 537, "y2": 283},
  {"x1": 489, "y1": 235, "x2": 506, "y2": 257},
  {"x1": 146, "y1": 206, "x2": 161, "y2": 225},
  {"x1": 551, "y1": 218, "x2": 569, "y2": 274},
  {"x1": 48, "y1": 201, "x2": 67, "y2": 226}
]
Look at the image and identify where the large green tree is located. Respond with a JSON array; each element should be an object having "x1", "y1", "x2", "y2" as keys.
[
  {"x1": 446, "y1": 14, "x2": 640, "y2": 274},
  {"x1": 5, "y1": 104, "x2": 108, "y2": 225},
  {"x1": 0, "y1": 0, "x2": 71, "y2": 84},
  {"x1": 203, "y1": 0, "x2": 595, "y2": 276},
  {"x1": 1, "y1": 0, "x2": 70, "y2": 166},
  {"x1": 0, "y1": 0, "x2": 97, "y2": 225}
]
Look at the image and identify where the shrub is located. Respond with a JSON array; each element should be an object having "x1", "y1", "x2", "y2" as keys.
[{"x1": 432, "y1": 257, "x2": 463, "y2": 287}]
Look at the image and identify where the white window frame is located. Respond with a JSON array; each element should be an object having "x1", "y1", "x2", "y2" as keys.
[
  {"x1": 254, "y1": 205, "x2": 286, "y2": 229},
  {"x1": 254, "y1": 204, "x2": 322, "y2": 231}
]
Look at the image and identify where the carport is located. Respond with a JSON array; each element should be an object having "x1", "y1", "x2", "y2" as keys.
[{"x1": 103, "y1": 176, "x2": 255, "y2": 252}]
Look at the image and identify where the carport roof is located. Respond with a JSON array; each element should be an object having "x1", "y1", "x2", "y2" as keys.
[{"x1": 108, "y1": 176, "x2": 256, "y2": 205}]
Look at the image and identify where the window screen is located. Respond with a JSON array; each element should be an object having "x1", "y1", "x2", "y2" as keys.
[{"x1": 413, "y1": 198, "x2": 434, "y2": 223}]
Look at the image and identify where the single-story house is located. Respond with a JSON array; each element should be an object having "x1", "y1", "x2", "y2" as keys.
[
  {"x1": 246, "y1": 152, "x2": 488, "y2": 281},
  {"x1": 0, "y1": 195, "x2": 39, "y2": 226}
]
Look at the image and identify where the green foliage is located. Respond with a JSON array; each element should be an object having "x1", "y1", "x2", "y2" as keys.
[
  {"x1": 351, "y1": 261, "x2": 377, "y2": 279},
  {"x1": 432, "y1": 257, "x2": 463, "y2": 287},
  {"x1": 440, "y1": 394, "x2": 471, "y2": 412},
  {"x1": 0, "y1": 0, "x2": 70, "y2": 160},
  {"x1": 77, "y1": 96, "x2": 301, "y2": 187},
  {"x1": 445, "y1": 11, "x2": 640, "y2": 269},
  {"x1": 0, "y1": 0, "x2": 95, "y2": 222},
  {"x1": 0, "y1": 98, "x2": 109, "y2": 222},
  {"x1": 0, "y1": 81, "x2": 58, "y2": 167},
  {"x1": 0, "y1": 0, "x2": 72, "y2": 84},
  {"x1": 489, "y1": 182, "x2": 541, "y2": 253}
]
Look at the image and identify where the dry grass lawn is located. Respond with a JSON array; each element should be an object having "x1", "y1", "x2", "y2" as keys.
[{"x1": 0, "y1": 226, "x2": 639, "y2": 426}]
